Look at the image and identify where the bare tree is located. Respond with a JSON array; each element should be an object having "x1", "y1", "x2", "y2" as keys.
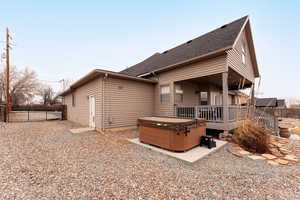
[
  {"x1": 38, "y1": 84, "x2": 56, "y2": 105},
  {"x1": 0, "y1": 66, "x2": 40, "y2": 105},
  {"x1": 59, "y1": 78, "x2": 73, "y2": 92}
]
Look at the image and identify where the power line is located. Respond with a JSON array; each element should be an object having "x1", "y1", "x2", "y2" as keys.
[{"x1": 38, "y1": 79, "x2": 62, "y2": 83}]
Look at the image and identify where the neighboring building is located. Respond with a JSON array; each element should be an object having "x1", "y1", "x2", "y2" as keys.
[
  {"x1": 255, "y1": 98, "x2": 277, "y2": 108},
  {"x1": 60, "y1": 16, "x2": 260, "y2": 131},
  {"x1": 255, "y1": 98, "x2": 286, "y2": 109},
  {"x1": 229, "y1": 90, "x2": 249, "y2": 105},
  {"x1": 277, "y1": 99, "x2": 287, "y2": 108}
]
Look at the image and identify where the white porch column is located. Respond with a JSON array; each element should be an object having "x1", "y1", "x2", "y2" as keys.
[{"x1": 222, "y1": 72, "x2": 229, "y2": 124}]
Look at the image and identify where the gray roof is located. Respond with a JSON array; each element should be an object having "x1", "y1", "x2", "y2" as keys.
[
  {"x1": 277, "y1": 99, "x2": 286, "y2": 107},
  {"x1": 120, "y1": 16, "x2": 248, "y2": 77},
  {"x1": 255, "y1": 98, "x2": 277, "y2": 107}
]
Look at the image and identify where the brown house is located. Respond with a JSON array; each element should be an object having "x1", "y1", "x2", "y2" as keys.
[{"x1": 60, "y1": 16, "x2": 259, "y2": 132}]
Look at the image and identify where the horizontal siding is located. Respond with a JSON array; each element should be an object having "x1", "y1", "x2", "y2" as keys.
[
  {"x1": 64, "y1": 77, "x2": 102, "y2": 128},
  {"x1": 104, "y1": 77, "x2": 154, "y2": 128},
  {"x1": 155, "y1": 55, "x2": 227, "y2": 116},
  {"x1": 159, "y1": 55, "x2": 227, "y2": 83},
  {"x1": 227, "y1": 30, "x2": 255, "y2": 82},
  {"x1": 154, "y1": 83, "x2": 174, "y2": 117}
]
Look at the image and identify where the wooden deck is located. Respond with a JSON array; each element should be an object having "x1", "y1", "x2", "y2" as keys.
[
  {"x1": 206, "y1": 121, "x2": 243, "y2": 131},
  {"x1": 176, "y1": 105, "x2": 279, "y2": 134}
]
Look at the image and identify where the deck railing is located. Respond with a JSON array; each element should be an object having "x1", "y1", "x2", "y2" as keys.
[
  {"x1": 175, "y1": 105, "x2": 279, "y2": 135},
  {"x1": 176, "y1": 105, "x2": 247, "y2": 122},
  {"x1": 250, "y1": 109, "x2": 279, "y2": 135}
]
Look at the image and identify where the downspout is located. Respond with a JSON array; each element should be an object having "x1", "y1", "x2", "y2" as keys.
[
  {"x1": 151, "y1": 71, "x2": 158, "y2": 116},
  {"x1": 102, "y1": 73, "x2": 108, "y2": 131}
]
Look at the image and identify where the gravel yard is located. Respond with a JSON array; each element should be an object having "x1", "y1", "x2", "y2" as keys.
[{"x1": 0, "y1": 121, "x2": 299, "y2": 200}]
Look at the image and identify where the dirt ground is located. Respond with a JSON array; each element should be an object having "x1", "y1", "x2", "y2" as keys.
[{"x1": 0, "y1": 121, "x2": 299, "y2": 200}]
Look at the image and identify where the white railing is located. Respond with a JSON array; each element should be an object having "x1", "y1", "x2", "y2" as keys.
[
  {"x1": 176, "y1": 105, "x2": 247, "y2": 122},
  {"x1": 229, "y1": 105, "x2": 248, "y2": 122},
  {"x1": 176, "y1": 105, "x2": 279, "y2": 135}
]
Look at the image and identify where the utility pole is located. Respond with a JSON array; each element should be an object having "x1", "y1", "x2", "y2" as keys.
[{"x1": 5, "y1": 28, "x2": 10, "y2": 122}]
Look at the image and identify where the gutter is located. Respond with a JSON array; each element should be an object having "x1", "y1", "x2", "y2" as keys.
[{"x1": 59, "y1": 69, "x2": 158, "y2": 97}]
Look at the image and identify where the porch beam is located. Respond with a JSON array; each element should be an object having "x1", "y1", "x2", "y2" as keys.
[
  {"x1": 170, "y1": 81, "x2": 175, "y2": 117},
  {"x1": 222, "y1": 72, "x2": 229, "y2": 125}
]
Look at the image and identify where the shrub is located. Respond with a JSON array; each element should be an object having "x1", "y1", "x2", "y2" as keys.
[{"x1": 232, "y1": 120, "x2": 271, "y2": 154}]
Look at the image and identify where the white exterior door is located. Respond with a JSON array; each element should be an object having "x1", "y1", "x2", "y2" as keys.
[{"x1": 89, "y1": 96, "x2": 96, "y2": 129}]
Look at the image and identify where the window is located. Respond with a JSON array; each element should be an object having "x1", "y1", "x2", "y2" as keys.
[
  {"x1": 72, "y1": 93, "x2": 75, "y2": 107},
  {"x1": 175, "y1": 84, "x2": 183, "y2": 103},
  {"x1": 200, "y1": 92, "x2": 208, "y2": 105},
  {"x1": 160, "y1": 85, "x2": 170, "y2": 103},
  {"x1": 242, "y1": 43, "x2": 246, "y2": 64}
]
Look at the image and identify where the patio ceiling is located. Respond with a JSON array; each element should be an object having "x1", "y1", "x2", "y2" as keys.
[{"x1": 179, "y1": 69, "x2": 252, "y2": 90}]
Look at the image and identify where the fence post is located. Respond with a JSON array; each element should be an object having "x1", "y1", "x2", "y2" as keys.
[
  {"x1": 62, "y1": 105, "x2": 67, "y2": 120},
  {"x1": 274, "y1": 116, "x2": 279, "y2": 136},
  {"x1": 28, "y1": 110, "x2": 29, "y2": 121},
  {"x1": 46, "y1": 111, "x2": 47, "y2": 120}
]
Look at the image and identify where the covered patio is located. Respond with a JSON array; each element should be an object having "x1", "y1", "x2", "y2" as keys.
[{"x1": 174, "y1": 69, "x2": 254, "y2": 130}]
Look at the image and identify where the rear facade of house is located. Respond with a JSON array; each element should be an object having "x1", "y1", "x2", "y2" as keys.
[{"x1": 61, "y1": 16, "x2": 260, "y2": 131}]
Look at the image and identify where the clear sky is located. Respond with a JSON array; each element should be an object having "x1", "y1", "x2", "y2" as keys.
[{"x1": 0, "y1": 0, "x2": 299, "y2": 99}]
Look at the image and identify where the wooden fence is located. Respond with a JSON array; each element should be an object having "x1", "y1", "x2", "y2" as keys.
[
  {"x1": 0, "y1": 105, "x2": 6, "y2": 122},
  {"x1": 258, "y1": 108, "x2": 300, "y2": 119}
]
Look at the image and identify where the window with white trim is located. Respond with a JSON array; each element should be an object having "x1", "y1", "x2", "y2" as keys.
[
  {"x1": 175, "y1": 84, "x2": 183, "y2": 103},
  {"x1": 160, "y1": 85, "x2": 170, "y2": 103},
  {"x1": 200, "y1": 92, "x2": 208, "y2": 105},
  {"x1": 242, "y1": 42, "x2": 246, "y2": 64},
  {"x1": 72, "y1": 93, "x2": 76, "y2": 107}
]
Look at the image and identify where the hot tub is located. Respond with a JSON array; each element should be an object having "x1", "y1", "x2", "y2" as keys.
[{"x1": 138, "y1": 117, "x2": 206, "y2": 152}]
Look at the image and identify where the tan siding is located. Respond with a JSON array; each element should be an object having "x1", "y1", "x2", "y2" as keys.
[
  {"x1": 154, "y1": 83, "x2": 174, "y2": 117},
  {"x1": 227, "y1": 30, "x2": 255, "y2": 82},
  {"x1": 64, "y1": 77, "x2": 103, "y2": 128},
  {"x1": 159, "y1": 55, "x2": 227, "y2": 83},
  {"x1": 104, "y1": 77, "x2": 154, "y2": 128},
  {"x1": 180, "y1": 82, "x2": 199, "y2": 105},
  {"x1": 154, "y1": 55, "x2": 227, "y2": 116}
]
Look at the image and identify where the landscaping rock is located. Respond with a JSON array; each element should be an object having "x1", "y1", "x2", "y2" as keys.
[
  {"x1": 261, "y1": 154, "x2": 277, "y2": 160},
  {"x1": 248, "y1": 155, "x2": 266, "y2": 160},
  {"x1": 290, "y1": 134, "x2": 300, "y2": 141},
  {"x1": 227, "y1": 148, "x2": 242, "y2": 157},
  {"x1": 274, "y1": 159, "x2": 289, "y2": 165},
  {"x1": 239, "y1": 150, "x2": 251, "y2": 155},
  {"x1": 269, "y1": 148, "x2": 284, "y2": 157},
  {"x1": 284, "y1": 155, "x2": 298, "y2": 162},
  {"x1": 279, "y1": 147, "x2": 292, "y2": 154},
  {"x1": 0, "y1": 121, "x2": 300, "y2": 199},
  {"x1": 267, "y1": 160, "x2": 279, "y2": 166}
]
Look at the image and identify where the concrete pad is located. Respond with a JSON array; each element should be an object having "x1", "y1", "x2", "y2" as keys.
[
  {"x1": 69, "y1": 127, "x2": 94, "y2": 134},
  {"x1": 128, "y1": 138, "x2": 227, "y2": 163}
]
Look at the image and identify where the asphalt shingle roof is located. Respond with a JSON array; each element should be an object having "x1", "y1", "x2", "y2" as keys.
[
  {"x1": 120, "y1": 16, "x2": 248, "y2": 77},
  {"x1": 255, "y1": 98, "x2": 277, "y2": 107}
]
